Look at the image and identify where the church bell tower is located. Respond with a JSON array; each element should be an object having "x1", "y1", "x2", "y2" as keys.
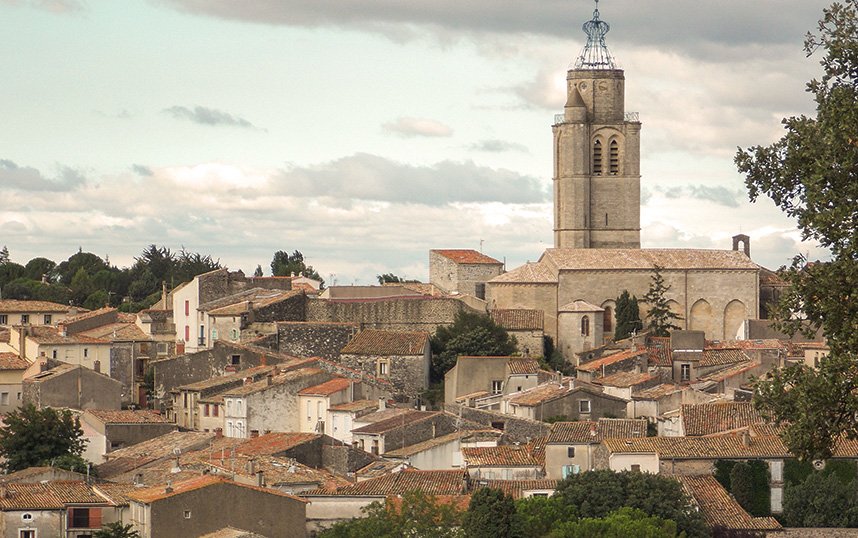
[{"x1": 553, "y1": 2, "x2": 641, "y2": 249}]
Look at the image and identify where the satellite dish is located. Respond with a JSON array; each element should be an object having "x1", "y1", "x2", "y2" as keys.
[{"x1": 812, "y1": 459, "x2": 826, "y2": 470}]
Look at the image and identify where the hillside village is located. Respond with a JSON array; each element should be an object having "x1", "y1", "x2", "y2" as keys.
[{"x1": 0, "y1": 2, "x2": 854, "y2": 538}]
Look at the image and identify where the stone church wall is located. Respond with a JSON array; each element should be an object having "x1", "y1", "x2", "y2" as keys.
[
  {"x1": 486, "y1": 283, "x2": 558, "y2": 339},
  {"x1": 306, "y1": 297, "x2": 470, "y2": 334}
]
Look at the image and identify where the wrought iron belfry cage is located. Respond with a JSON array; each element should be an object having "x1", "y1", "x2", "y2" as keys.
[{"x1": 573, "y1": 0, "x2": 617, "y2": 69}]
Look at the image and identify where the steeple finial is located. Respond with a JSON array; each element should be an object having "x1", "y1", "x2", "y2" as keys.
[{"x1": 573, "y1": 0, "x2": 617, "y2": 69}]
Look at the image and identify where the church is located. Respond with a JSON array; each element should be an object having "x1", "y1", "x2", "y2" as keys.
[{"x1": 484, "y1": 5, "x2": 760, "y2": 360}]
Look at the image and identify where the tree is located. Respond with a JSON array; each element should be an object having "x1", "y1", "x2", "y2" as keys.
[
  {"x1": 614, "y1": 290, "x2": 642, "y2": 340},
  {"x1": 511, "y1": 495, "x2": 577, "y2": 538},
  {"x1": 0, "y1": 245, "x2": 9, "y2": 265},
  {"x1": 554, "y1": 470, "x2": 708, "y2": 538},
  {"x1": 642, "y1": 265, "x2": 682, "y2": 337},
  {"x1": 93, "y1": 522, "x2": 140, "y2": 538},
  {"x1": 463, "y1": 488, "x2": 516, "y2": 538},
  {"x1": 735, "y1": 0, "x2": 858, "y2": 460},
  {"x1": 782, "y1": 472, "x2": 858, "y2": 527},
  {"x1": 0, "y1": 404, "x2": 86, "y2": 472},
  {"x1": 547, "y1": 507, "x2": 679, "y2": 538},
  {"x1": 253, "y1": 264, "x2": 264, "y2": 277},
  {"x1": 270, "y1": 250, "x2": 324, "y2": 286},
  {"x1": 430, "y1": 310, "x2": 518, "y2": 382}
]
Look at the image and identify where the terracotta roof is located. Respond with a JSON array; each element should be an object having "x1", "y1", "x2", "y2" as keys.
[
  {"x1": 313, "y1": 469, "x2": 468, "y2": 496},
  {"x1": 207, "y1": 290, "x2": 302, "y2": 316},
  {"x1": 354, "y1": 407, "x2": 413, "y2": 424},
  {"x1": 127, "y1": 475, "x2": 307, "y2": 504},
  {"x1": 92, "y1": 482, "x2": 140, "y2": 506},
  {"x1": 341, "y1": 329, "x2": 429, "y2": 356},
  {"x1": 678, "y1": 475, "x2": 782, "y2": 531},
  {"x1": 84, "y1": 409, "x2": 169, "y2": 424},
  {"x1": 0, "y1": 300, "x2": 73, "y2": 313},
  {"x1": 694, "y1": 361, "x2": 760, "y2": 384},
  {"x1": 490, "y1": 309, "x2": 544, "y2": 331},
  {"x1": 431, "y1": 249, "x2": 501, "y2": 265},
  {"x1": 0, "y1": 481, "x2": 109, "y2": 510},
  {"x1": 61, "y1": 307, "x2": 116, "y2": 325},
  {"x1": 100, "y1": 431, "x2": 215, "y2": 461},
  {"x1": 548, "y1": 418, "x2": 647, "y2": 444},
  {"x1": 478, "y1": 479, "x2": 559, "y2": 500},
  {"x1": 576, "y1": 348, "x2": 648, "y2": 373},
  {"x1": 234, "y1": 432, "x2": 322, "y2": 456},
  {"x1": 329, "y1": 399, "x2": 378, "y2": 413},
  {"x1": 26, "y1": 363, "x2": 117, "y2": 384},
  {"x1": 0, "y1": 352, "x2": 29, "y2": 370},
  {"x1": 634, "y1": 383, "x2": 683, "y2": 400},
  {"x1": 221, "y1": 368, "x2": 326, "y2": 397},
  {"x1": 507, "y1": 358, "x2": 540, "y2": 375},
  {"x1": 384, "y1": 430, "x2": 480, "y2": 458},
  {"x1": 508, "y1": 383, "x2": 572, "y2": 406},
  {"x1": 298, "y1": 377, "x2": 351, "y2": 396},
  {"x1": 18, "y1": 325, "x2": 108, "y2": 345},
  {"x1": 198, "y1": 528, "x2": 266, "y2": 538},
  {"x1": 542, "y1": 248, "x2": 760, "y2": 271},
  {"x1": 699, "y1": 348, "x2": 752, "y2": 367},
  {"x1": 490, "y1": 262, "x2": 556, "y2": 284},
  {"x1": 352, "y1": 410, "x2": 438, "y2": 435},
  {"x1": 559, "y1": 300, "x2": 603, "y2": 312},
  {"x1": 355, "y1": 460, "x2": 409, "y2": 480},
  {"x1": 204, "y1": 454, "x2": 348, "y2": 491},
  {"x1": 462, "y1": 444, "x2": 543, "y2": 467},
  {"x1": 705, "y1": 339, "x2": 786, "y2": 350},
  {"x1": 593, "y1": 371, "x2": 656, "y2": 388},
  {"x1": 645, "y1": 344, "x2": 673, "y2": 367},
  {"x1": 78, "y1": 322, "x2": 150, "y2": 342},
  {"x1": 176, "y1": 365, "x2": 279, "y2": 392},
  {"x1": 681, "y1": 402, "x2": 764, "y2": 436},
  {"x1": 602, "y1": 435, "x2": 791, "y2": 458}
]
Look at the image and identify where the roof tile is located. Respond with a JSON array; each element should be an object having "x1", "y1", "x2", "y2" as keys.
[
  {"x1": 432, "y1": 249, "x2": 502, "y2": 265},
  {"x1": 341, "y1": 329, "x2": 429, "y2": 356}
]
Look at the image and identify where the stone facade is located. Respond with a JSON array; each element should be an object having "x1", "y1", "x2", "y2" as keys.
[
  {"x1": 429, "y1": 250, "x2": 504, "y2": 298},
  {"x1": 509, "y1": 386, "x2": 628, "y2": 422},
  {"x1": 307, "y1": 296, "x2": 473, "y2": 334},
  {"x1": 444, "y1": 403, "x2": 550, "y2": 443},
  {"x1": 23, "y1": 364, "x2": 122, "y2": 410},
  {"x1": 274, "y1": 321, "x2": 359, "y2": 361}
]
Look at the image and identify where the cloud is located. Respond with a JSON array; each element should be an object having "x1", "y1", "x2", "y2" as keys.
[
  {"x1": 382, "y1": 117, "x2": 453, "y2": 138},
  {"x1": 662, "y1": 185, "x2": 742, "y2": 208},
  {"x1": 131, "y1": 164, "x2": 153, "y2": 176},
  {"x1": 163, "y1": 105, "x2": 263, "y2": 130},
  {"x1": 469, "y1": 139, "x2": 528, "y2": 153},
  {"x1": 1, "y1": 0, "x2": 84, "y2": 13},
  {"x1": 0, "y1": 159, "x2": 85, "y2": 191}
]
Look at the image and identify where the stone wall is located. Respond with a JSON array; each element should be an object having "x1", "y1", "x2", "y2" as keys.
[
  {"x1": 251, "y1": 294, "x2": 307, "y2": 324},
  {"x1": 23, "y1": 367, "x2": 122, "y2": 410},
  {"x1": 444, "y1": 403, "x2": 550, "y2": 443},
  {"x1": 487, "y1": 283, "x2": 559, "y2": 339},
  {"x1": 104, "y1": 422, "x2": 177, "y2": 452},
  {"x1": 246, "y1": 369, "x2": 333, "y2": 433},
  {"x1": 274, "y1": 322, "x2": 359, "y2": 361},
  {"x1": 110, "y1": 341, "x2": 158, "y2": 404},
  {"x1": 322, "y1": 444, "x2": 378, "y2": 474},
  {"x1": 381, "y1": 413, "x2": 459, "y2": 454},
  {"x1": 306, "y1": 297, "x2": 471, "y2": 334},
  {"x1": 338, "y1": 351, "x2": 429, "y2": 400},
  {"x1": 531, "y1": 389, "x2": 628, "y2": 421}
]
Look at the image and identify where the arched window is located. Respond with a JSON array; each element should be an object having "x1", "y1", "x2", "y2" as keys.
[
  {"x1": 581, "y1": 316, "x2": 590, "y2": 336},
  {"x1": 603, "y1": 306, "x2": 613, "y2": 333},
  {"x1": 610, "y1": 139, "x2": 619, "y2": 174},
  {"x1": 592, "y1": 140, "x2": 603, "y2": 175}
]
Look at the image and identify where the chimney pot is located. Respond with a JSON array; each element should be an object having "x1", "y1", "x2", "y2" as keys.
[
  {"x1": 256, "y1": 470, "x2": 264, "y2": 487},
  {"x1": 741, "y1": 430, "x2": 751, "y2": 447},
  {"x1": 215, "y1": 427, "x2": 223, "y2": 438}
]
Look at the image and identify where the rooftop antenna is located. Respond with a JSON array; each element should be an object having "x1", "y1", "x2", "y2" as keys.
[{"x1": 573, "y1": 0, "x2": 617, "y2": 69}]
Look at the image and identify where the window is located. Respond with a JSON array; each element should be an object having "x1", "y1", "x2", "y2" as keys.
[
  {"x1": 603, "y1": 306, "x2": 613, "y2": 333},
  {"x1": 226, "y1": 421, "x2": 233, "y2": 436},
  {"x1": 562, "y1": 464, "x2": 580, "y2": 478},
  {"x1": 16, "y1": 392, "x2": 21, "y2": 401},
  {"x1": 183, "y1": 510, "x2": 192, "y2": 519},
  {"x1": 83, "y1": 348, "x2": 88, "y2": 358},
  {"x1": 19, "y1": 531, "x2": 36, "y2": 538},
  {"x1": 567, "y1": 447, "x2": 576, "y2": 458},
  {"x1": 630, "y1": 464, "x2": 641, "y2": 472},
  {"x1": 198, "y1": 325, "x2": 205, "y2": 346},
  {"x1": 203, "y1": 404, "x2": 210, "y2": 417},
  {"x1": 371, "y1": 439, "x2": 379, "y2": 455},
  {"x1": 183, "y1": 393, "x2": 188, "y2": 408},
  {"x1": 306, "y1": 401, "x2": 311, "y2": 420},
  {"x1": 20, "y1": 314, "x2": 29, "y2": 324},
  {"x1": 157, "y1": 342, "x2": 168, "y2": 355},
  {"x1": 491, "y1": 380, "x2": 503, "y2": 395},
  {"x1": 230, "y1": 354, "x2": 241, "y2": 366},
  {"x1": 52, "y1": 349, "x2": 57, "y2": 359},
  {"x1": 1, "y1": 393, "x2": 8, "y2": 406},
  {"x1": 316, "y1": 401, "x2": 322, "y2": 418},
  {"x1": 226, "y1": 400, "x2": 232, "y2": 414},
  {"x1": 0, "y1": 314, "x2": 7, "y2": 324},
  {"x1": 609, "y1": 139, "x2": 619, "y2": 174},
  {"x1": 236, "y1": 400, "x2": 242, "y2": 414},
  {"x1": 475, "y1": 283, "x2": 486, "y2": 300},
  {"x1": 377, "y1": 360, "x2": 388, "y2": 377},
  {"x1": 581, "y1": 315, "x2": 590, "y2": 336},
  {"x1": 579, "y1": 400, "x2": 591, "y2": 414},
  {"x1": 231, "y1": 329, "x2": 239, "y2": 340},
  {"x1": 43, "y1": 314, "x2": 52, "y2": 325},
  {"x1": 68, "y1": 507, "x2": 101, "y2": 529},
  {"x1": 184, "y1": 325, "x2": 190, "y2": 342},
  {"x1": 21, "y1": 513, "x2": 32, "y2": 521},
  {"x1": 680, "y1": 363, "x2": 691, "y2": 382},
  {"x1": 185, "y1": 300, "x2": 190, "y2": 316},
  {"x1": 211, "y1": 328, "x2": 218, "y2": 341},
  {"x1": 212, "y1": 405, "x2": 219, "y2": 417},
  {"x1": 592, "y1": 139, "x2": 603, "y2": 175}
]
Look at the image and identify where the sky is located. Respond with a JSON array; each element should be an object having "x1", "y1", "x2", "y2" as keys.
[{"x1": 0, "y1": 0, "x2": 834, "y2": 285}]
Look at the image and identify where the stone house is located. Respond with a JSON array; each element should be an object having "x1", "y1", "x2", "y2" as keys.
[
  {"x1": 384, "y1": 429, "x2": 501, "y2": 470},
  {"x1": 429, "y1": 249, "x2": 504, "y2": 300},
  {"x1": 351, "y1": 410, "x2": 454, "y2": 456},
  {"x1": 489, "y1": 308, "x2": 545, "y2": 357},
  {"x1": 306, "y1": 294, "x2": 474, "y2": 334},
  {"x1": 127, "y1": 475, "x2": 308, "y2": 538},
  {"x1": 444, "y1": 356, "x2": 553, "y2": 408},
  {"x1": 266, "y1": 321, "x2": 359, "y2": 361},
  {"x1": 297, "y1": 377, "x2": 354, "y2": 434},
  {"x1": 0, "y1": 481, "x2": 128, "y2": 538},
  {"x1": 505, "y1": 380, "x2": 628, "y2": 422},
  {"x1": 23, "y1": 362, "x2": 122, "y2": 410},
  {"x1": 135, "y1": 309, "x2": 176, "y2": 359},
  {"x1": 221, "y1": 367, "x2": 332, "y2": 438},
  {"x1": 0, "y1": 299, "x2": 78, "y2": 327},
  {"x1": 462, "y1": 442, "x2": 545, "y2": 480},
  {"x1": 628, "y1": 383, "x2": 714, "y2": 421},
  {"x1": 544, "y1": 418, "x2": 647, "y2": 479},
  {"x1": 575, "y1": 347, "x2": 649, "y2": 382},
  {"x1": 81, "y1": 409, "x2": 176, "y2": 463},
  {"x1": 170, "y1": 365, "x2": 279, "y2": 429},
  {"x1": 591, "y1": 370, "x2": 660, "y2": 401},
  {"x1": 558, "y1": 300, "x2": 605, "y2": 356},
  {"x1": 203, "y1": 288, "x2": 305, "y2": 345},
  {"x1": 339, "y1": 329, "x2": 430, "y2": 400},
  {"x1": 0, "y1": 352, "x2": 29, "y2": 414},
  {"x1": 2, "y1": 325, "x2": 111, "y2": 375},
  {"x1": 325, "y1": 400, "x2": 378, "y2": 445}
]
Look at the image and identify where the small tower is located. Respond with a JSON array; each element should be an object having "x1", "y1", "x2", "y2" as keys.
[{"x1": 553, "y1": 1, "x2": 641, "y2": 249}]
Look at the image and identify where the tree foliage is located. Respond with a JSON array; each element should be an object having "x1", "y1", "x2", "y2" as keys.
[
  {"x1": 463, "y1": 488, "x2": 516, "y2": 538},
  {"x1": 270, "y1": 249, "x2": 324, "y2": 285},
  {"x1": 93, "y1": 522, "x2": 140, "y2": 538},
  {"x1": 547, "y1": 507, "x2": 679, "y2": 538},
  {"x1": 0, "y1": 404, "x2": 86, "y2": 472},
  {"x1": 642, "y1": 265, "x2": 682, "y2": 337},
  {"x1": 782, "y1": 471, "x2": 858, "y2": 527},
  {"x1": 430, "y1": 310, "x2": 518, "y2": 382},
  {"x1": 736, "y1": 1, "x2": 858, "y2": 459},
  {"x1": 511, "y1": 496, "x2": 577, "y2": 537},
  {"x1": 614, "y1": 290, "x2": 642, "y2": 340}
]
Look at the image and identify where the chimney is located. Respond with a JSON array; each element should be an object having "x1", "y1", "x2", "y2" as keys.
[
  {"x1": 215, "y1": 427, "x2": 223, "y2": 438},
  {"x1": 741, "y1": 430, "x2": 751, "y2": 447},
  {"x1": 266, "y1": 374, "x2": 273, "y2": 386},
  {"x1": 246, "y1": 301, "x2": 254, "y2": 312},
  {"x1": 69, "y1": 307, "x2": 78, "y2": 317},
  {"x1": 590, "y1": 423, "x2": 597, "y2": 438},
  {"x1": 39, "y1": 360, "x2": 48, "y2": 373},
  {"x1": 134, "y1": 473, "x2": 144, "y2": 486},
  {"x1": 164, "y1": 481, "x2": 173, "y2": 494},
  {"x1": 256, "y1": 470, "x2": 264, "y2": 487},
  {"x1": 378, "y1": 398, "x2": 386, "y2": 411},
  {"x1": 247, "y1": 458, "x2": 256, "y2": 475},
  {"x1": 170, "y1": 455, "x2": 181, "y2": 474},
  {"x1": 59, "y1": 324, "x2": 67, "y2": 337}
]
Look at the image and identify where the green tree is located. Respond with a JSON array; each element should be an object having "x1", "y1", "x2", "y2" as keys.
[
  {"x1": 548, "y1": 507, "x2": 679, "y2": 538},
  {"x1": 735, "y1": 0, "x2": 858, "y2": 460},
  {"x1": 253, "y1": 264, "x2": 264, "y2": 277},
  {"x1": 69, "y1": 267, "x2": 95, "y2": 306},
  {"x1": 511, "y1": 496, "x2": 577, "y2": 538},
  {"x1": 642, "y1": 265, "x2": 682, "y2": 337},
  {"x1": 270, "y1": 250, "x2": 324, "y2": 286},
  {"x1": 430, "y1": 310, "x2": 518, "y2": 382},
  {"x1": 614, "y1": 290, "x2": 642, "y2": 340},
  {"x1": 0, "y1": 245, "x2": 9, "y2": 265},
  {"x1": 93, "y1": 522, "x2": 140, "y2": 538},
  {"x1": 554, "y1": 470, "x2": 708, "y2": 538},
  {"x1": 782, "y1": 472, "x2": 858, "y2": 527},
  {"x1": 463, "y1": 488, "x2": 516, "y2": 538},
  {"x1": 23, "y1": 257, "x2": 57, "y2": 282},
  {"x1": 729, "y1": 462, "x2": 771, "y2": 517},
  {"x1": 0, "y1": 404, "x2": 86, "y2": 472}
]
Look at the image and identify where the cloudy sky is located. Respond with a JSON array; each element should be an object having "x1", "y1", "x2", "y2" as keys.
[{"x1": 0, "y1": 0, "x2": 833, "y2": 284}]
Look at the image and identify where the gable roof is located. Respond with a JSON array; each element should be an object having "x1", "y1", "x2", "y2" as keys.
[
  {"x1": 431, "y1": 249, "x2": 501, "y2": 265},
  {"x1": 490, "y1": 262, "x2": 556, "y2": 284},
  {"x1": 698, "y1": 348, "x2": 753, "y2": 367},
  {"x1": 478, "y1": 479, "x2": 559, "y2": 500},
  {"x1": 490, "y1": 309, "x2": 544, "y2": 331},
  {"x1": 298, "y1": 377, "x2": 351, "y2": 396},
  {"x1": 462, "y1": 444, "x2": 543, "y2": 467},
  {"x1": 206, "y1": 290, "x2": 302, "y2": 316},
  {"x1": 542, "y1": 248, "x2": 760, "y2": 271},
  {"x1": 678, "y1": 475, "x2": 781, "y2": 531},
  {"x1": 681, "y1": 402, "x2": 763, "y2": 436},
  {"x1": 18, "y1": 325, "x2": 108, "y2": 345},
  {"x1": 127, "y1": 475, "x2": 307, "y2": 504},
  {"x1": 0, "y1": 481, "x2": 110, "y2": 510},
  {"x1": 341, "y1": 329, "x2": 429, "y2": 356},
  {"x1": 0, "y1": 300, "x2": 73, "y2": 313},
  {"x1": 84, "y1": 409, "x2": 170, "y2": 425},
  {"x1": 593, "y1": 371, "x2": 656, "y2": 388},
  {"x1": 310, "y1": 469, "x2": 468, "y2": 496},
  {"x1": 234, "y1": 432, "x2": 322, "y2": 456},
  {"x1": 548, "y1": 418, "x2": 647, "y2": 444},
  {"x1": 352, "y1": 410, "x2": 438, "y2": 435},
  {"x1": 0, "y1": 352, "x2": 29, "y2": 370},
  {"x1": 576, "y1": 348, "x2": 648, "y2": 373},
  {"x1": 602, "y1": 435, "x2": 791, "y2": 459},
  {"x1": 506, "y1": 358, "x2": 540, "y2": 375}
]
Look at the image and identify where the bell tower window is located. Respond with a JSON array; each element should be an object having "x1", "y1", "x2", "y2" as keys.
[
  {"x1": 581, "y1": 316, "x2": 590, "y2": 336},
  {"x1": 610, "y1": 139, "x2": 619, "y2": 174},
  {"x1": 592, "y1": 140, "x2": 602, "y2": 175}
]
